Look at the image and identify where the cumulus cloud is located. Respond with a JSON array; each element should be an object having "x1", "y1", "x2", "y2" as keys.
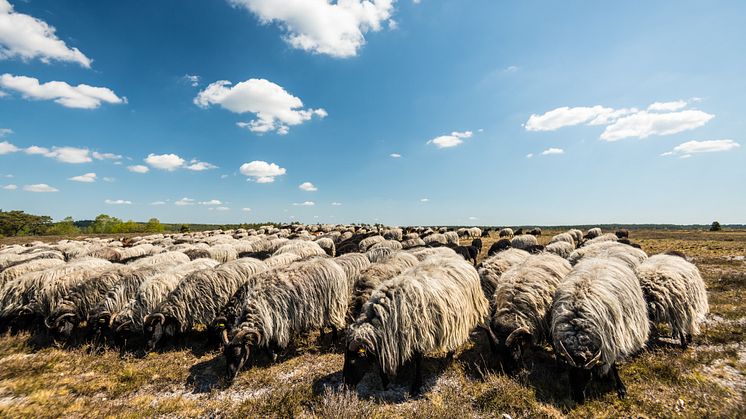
[
  {"x1": 104, "y1": 199, "x2": 131, "y2": 205},
  {"x1": 25, "y1": 146, "x2": 92, "y2": 163},
  {"x1": 661, "y1": 139, "x2": 741, "y2": 158},
  {"x1": 525, "y1": 106, "x2": 635, "y2": 131},
  {"x1": 174, "y1": 197, "x2": 195, "y2": 206},
  {"x1": 23, "y1": 183, "x2": 57, "y2": 192},
  {"x1": 68, "y1": 172, "x2": 96, "y2": 182},
  {"x1": 427, "y1": 130, "x2": 473, "y2": 149},
  {"x1": 195, "y1": 78, "x2": 326, "y2": 135},
  {"x1": 228, "y1": 0, "x2": 394, "y2": 58},
  {"x1": 199, "y1": 199, "x2": 222, "y2": 205},
  {"x1": 127, "y1": 165, "x2": 149, "y2": 173},
  {"x1": 242, "y1": 207, "x2": 252, "y2": 212},
  {"x1": 389, "y1": 153, "x2": 401, "y2": 158},
  {"x1": 0, "y1": 140, "x2": 18, "y2": 154},
  {"x1": 92, "y1": 151, "x2": 122, "y2": 161},
  {"x1": 600, "y1": 110, "x2": 714, "y2": 142},
  {"x1": 541, "y1": 147, "x2": 564, "y2": 155},
  {"x1": 240, "y1": 160, "x2": 286, "y2": 183},
  {"x1": 299, "y1": 181, "x2": 317, "y2": 191},
  {"x1": 0, "y1": 74, "x2": 125, "y2": 109},
  {"x1": 145, "y1": 153, "x2": 185, "y2": 171},
  {"x1": 293, "y1": 201, "x2": 315, "y2": 206},
  {"x1": 2, "y1": 184, "x2": 17, "y2": 190},
  {"x1": 0, "y1": 0, "x2": 91, "y2": 67},
  {"x1": 185, "y1": 160, "x2": 218, "y2": 171}
]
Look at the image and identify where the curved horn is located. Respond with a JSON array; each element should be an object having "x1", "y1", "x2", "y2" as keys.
[
  {"x1": 583, "y1": 349, "x2": 602, "y2": 369},
  {"x1": 144, "y1": 313, "x2": 165, "y2": 325},
  {"x1": 505, "y1": 327, "x2": 530, "y2": 348},
  {"x1": 115, "y1": 320, "x2": 133, "y2": 333},
  {"x1": 556, "y1": 339, "x2": 576, "y2": 368},
  {"x1": 221, "y1": 329, "x2": 230, "y2": 346}
]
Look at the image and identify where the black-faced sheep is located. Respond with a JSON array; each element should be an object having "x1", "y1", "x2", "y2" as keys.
[
  {"x1": 635, "y1": 254, "x2": 708, "y2": 348},
  {"x1": 528, "y1": 228, "x2": 542, "y2": 236},
  {"x1": 348, "y1": 252, "x2": 419, "y2": 321},
  {"x1": 477, "y1": 248, "x2": 530, "y2": 302},
  {"x1": 344, "y1": 255, "x2": 488, "y2": 395},
  {"x1": 615, "y1": 229, "x2": 629, "y2": 239},
  {"x1": 551, "y1": 258, "x2": 649, "y2": 403},
  {"x1": 510, "y1": 234, "x2": 539, "y2": 251},
  {"x1": 487, "y1": 239, "x2": 512, "y2": 256}
]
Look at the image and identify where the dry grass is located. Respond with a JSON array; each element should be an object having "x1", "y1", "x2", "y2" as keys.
[{"x1": 1, "y1": 229, "x2": 745, "y2": 418}]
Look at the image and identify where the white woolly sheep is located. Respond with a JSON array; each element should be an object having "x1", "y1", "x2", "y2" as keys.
[
  {"x1": 477, "y1": 248, "x2": 531, "y2": 302},
  {"x1": 499, "y1": 228, "x2": 514, "y2": 239},
  {"x1": 545, "y1": 241, "x2": 575, "y2": 259},
  {"x1": 510, "y1": 234, "x2": 539, "y2": 251},
  {"x1": 568, "y1": 241, "x2": 647, "y2": 270}
]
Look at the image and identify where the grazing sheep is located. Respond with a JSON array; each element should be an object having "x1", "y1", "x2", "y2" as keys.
[
  {"x1": 549, "y1": 232, "x2": 575, "y2": 247},
  {"x1": 499, "y1": 228, "x2": 514, "y2": 239},
  {"x1": 471, "y1": 238, "x2": 483, "y2": 254},
  {"x1": 545, "y1": 241, "x2": 575, "y2": 259},
  {"x1": 344, "y1": 255, "x2": 489, "y2": 394},
  {"x1": 0, "y1": 258, "x2": 65, "y2": 288},
  {"x1": 582, "y1": 233, "x2": 618, "y2": 247},
  {"x1": 551, "y1": 258, "x2": 649, "y2": 403},
  {"x1": 568, "y1": 229, "x2": 583, "y2": 245},
  {"x1": 315, "y1": 237, "x2": 336, "y2": 257},
  {"x1": 490, "y1": 253, "x2": 572, "y2": 370},
  {"x1": 127, "y1": 251, "x2": 190, "y2": 268},
  {"x1": 401, "y1": 238, "x2": 426, "y2": 249},
  {"x1": 511, "y1": 234, "x2": 539, "y2": 251},
  {"x1": 358, "y1": 235, "x2": 386, "y2": 252},
  {"x1": 273, "y1": 240, "x2": 326, "y2": 260},
  {"x1": 382, "y1": 228, "x2": 403, "y2": 241},
  {"x1": 143, "y1": 258, "x2": 269, "y2": 351},
  {"x1": 568, "y1": 241, "x2": 647, "y2": 270},
  {"x1": 366, "y1": 247, "x2": 395, "y2": 264},
  {"x1": 333, "y1": 253, "x2": 372, "y2": 288},
  {"x1": 481, "y1": 229, "x2": 491, "y2": 238},
  {"x1": 348, "y1": 252, "x2": 419, "y2": 321},
  {"x1": 0, "y1": 250, "x2": 65, "y2": 272},
  {"x1": 477, "y1": 248, "x2": 530, "y2": 301},
  {"x1": 487, "y1": 239, "x2": 512, "y2": 256},
  {"x1": 584, "y1": 227, "x2": 602, "y2": 240},
  {"x1": 370, "y1": 240, "x2": 403, "y2": 252},
  {"x1": 263, "y1": 253, "x2": 302, "y2": 268},
  {"x1": 468, "y1": 227, "x2": 482, "y2": 238},
  {"x1": 423, "y1": 233, "x2": 448, "y2": 246},
  {"x1": 406, "y1": 246, "x2": 457, "y2": 261},
  {"x1": 635, "y1": 254, "x2": 708, "y2": 348},
  {"x1": 444, "y1": 231, "x2": 460, "y2": 245},
  {"x1": 528, "y1": 228, "x2": 542, "y2": 236},
  {"x1": 514, "y1": 228, "x2": 524, "y2": 236},
  {"x1": 451, "y1": 245, "x2": 479, "y2": 266},
  {"x1": 222, "y1": 258, "x2": 349, "y2": 382},
  {"x1": 615, "y1": 229, "x2": 629, "y2": 239}
]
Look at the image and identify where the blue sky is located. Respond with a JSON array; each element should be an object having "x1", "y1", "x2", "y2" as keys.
[{"x1": 1, "y1": 0, "x2": 744, "y2": 225}]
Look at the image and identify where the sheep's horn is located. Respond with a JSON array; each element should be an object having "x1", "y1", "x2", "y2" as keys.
[
  {"x1": 221, "y1": 329, "x2": 230, "y2": 346},
  {"x1": 583, "y1": 349, "x2": 602, "y2": 369},
  {"x1": 144, "y1": 313, "x2": 165, "y2": 325},
  {"x1": 506, "y1": 327, "x2": 530, "y2": 348},
  {"x1": 556, "y1": 339, "x2": 576, "y2": 367},
  {"x1": 115, "y1": 320, "x2": 133, "y2": 333}
]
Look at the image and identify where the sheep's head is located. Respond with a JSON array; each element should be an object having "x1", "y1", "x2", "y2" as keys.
[
  {"x1": 343, "y1": 338, "x2": 375, "y2": 388},
  {"x1": 47, "y1": 312, "x2": 77, "y2": 339},
  {"x1": 143, "y1": 313, "x2": 177, "y2": 352},
  {"x1": 555, "y1": 330, "x2": 603, "y2": 370},
  {"x1": 223, "y1": 329, "x2": 259, "y2": 383}
]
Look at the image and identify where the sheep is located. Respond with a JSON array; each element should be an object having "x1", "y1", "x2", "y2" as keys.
[
  {"x1": 584, "y1": 227, "x2": 602, "y2": 240},
  {"x1": 127, "y1": 251, "x2": 190, "y2": 268},
  {"x1": 344, "y1": 255, "x2": 489, "y2": 394},
  {"x1": 444, "y1": 231, "x2": 460, "y2": 245},
  {"x1": 422, "y1": 233, "x2": 448, "y2": 246},
  {"x1": 274, "y1": 240, "x2": 327, "y2": 260},
  {"x1": 499, "y1": 228, "x2": 514, "y2": 239},
  {"x1": 358, "y1": 235, "x2": 385, "y2": 252},
  {"x1": 551, "y1": 257, "x2": 649, "y2": 403},
  {"x1": 382, "y1": 228, "x2": 403, "y2": 241},
  {"x1": 477, "y1": 248, "x2": 530, "y2": 301},
  {"x1": 222, "y1": 258, "x2": 349, "y2": 382},
  {"x1": 0, "y1": 250, "x2": 65, "y2": 272},
  {"x1": 0, "y1": 258, "x2": 65, "y2": 288},
  {"x1": 511, "y1": 234, "x2": 538, "y2": 251},
  {"x1": 545, "y1": 241, "x2": 575, "y2": 259},
  {"x1": 406, "y1": 246, "x2": 457, "y2": 261},
  {"x1": 451, "y1": 245, "x2": 479, "y2": 266},
  {"x1": 615, "y1": 229, "x2": 629, "y2": 239},
  {"x1": 481, "y1": 229, "x2": 491, "y2": 238},
  {"x1": 263, "y1": 253, "x2": 302, "y2": 268},
  {"x1": 488, "y1": 254, "x2": 571, "y2": 370},
  {"x1": 487, "y1": 239, "x2": 512, "y2": 256},
  {"x1": 528, "y1": 228, "x2": 542, "y2": 236},
  {"x1": 582, "y1": 233, "x2": 618, "y2": 247},
  {"x1": 347, "y1": 252, "x2": 419, "y2": 321},
  {"x1": 333, "y1": 253, "x2": 371, "y2": 288},
  {"x1": 471, "y1": 238, "x2": 483, "y2": 254},
  {"x1": 365, "y1": 246, "x2": 395, "y2": 264},
  {"x1": 635, "y1": 254, "x2": 708, "y2": 348},
  {"x1": 370, "y1": 240, "x2": 403, "y2": 252},
  {"x1": 549, "y1": 232, "x2": 575, "y2": 248},
  {"x1": 401, "y1": 238, "x2": 426, "y2": 249},
  {"x1": 143, "y1": 258, "x2": 268, "y2": 351},
  {"x1": 568, "y1": 241, "x2": 647, "y2": 270},
  {"x1": 315, "y1": 237, "x2": 336, "y2": 257}
]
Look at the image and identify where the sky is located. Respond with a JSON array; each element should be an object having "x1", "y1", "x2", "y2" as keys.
[{"x1": 0, "y1": 0, "x2": 744, "y2": 226}]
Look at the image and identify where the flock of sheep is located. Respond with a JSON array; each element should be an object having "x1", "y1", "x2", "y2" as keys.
[{"x1": 0, "y1": 224, "x2": 708, "y2": 403}]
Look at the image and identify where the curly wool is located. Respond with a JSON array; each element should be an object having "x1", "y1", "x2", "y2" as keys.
[
  {"x1": 348, "y1": 252, "x2": 419, "y2": 321},
  {"x1": 422, "y1": 233, "x2": 448, "y2": 246},
  {"x1": 545, "y1": 241, "x2": 575, "y2": 259},
  {"x1": 568, "y1": 229, "x2": 583, "y2": 245},
  {"x1": 358, "y1": 235, "x2": 386, "y2": 252},
  {"x1": 91, "y1": 265, "x2": 170, "y2": 323},
  {"x1": 0, "y1": 258, "x2": 65, "y2": 288},
  {"x1": 444, "y1": 231, "x2": 460, "y2": 245},
  {"x1": 477, "y1": 248, "x2": 531, "y2": 302},
  {"x1": 635, "y1": 254, "x2": 708, "y2": 339},
  {"x1": 491, "y1": 253, "x2": 572, "y2": 345},
  {"x1": 551, "y1": 257, "x2": 649, "y2": 373},
  {"x1": 370, "y1": 240, "x2": 403, "y2": 252},
  {"x1": 400, "y1": 238, "x2": 425, "y2": 249},
  {"x1": 333, "y1": 253, "x2": 371, "y2": 288},
  {"x1": 549, "y1": 232, "x2": 576, "y2": 247},
  {"x1": 127, "y1": 251, "x2": 190, "y2": 268},
  {"x1": 0, "y1": 250, "x2": 65, "y2": 272},
  {"x1": 230, "y1": 258, "x2": 349, "y2": 349},
  {"x1": 349, "y1": 255, "x2": 489, "y2": 376},
  {"x1": 568, "y1": 241, "x2": 647, "y2": 269},
  {"x1": 315, "y1": 237, "x2": 336, "y2": 257},
  {"x1": 263, "y1": 252, "x2": 302, "y2": 268},
  {"x1": 273, "y1": 240, "x2": 327, "y2": 260},
  {"x1": 511, "y1": 234, "x2": 538, "y2": 251}
]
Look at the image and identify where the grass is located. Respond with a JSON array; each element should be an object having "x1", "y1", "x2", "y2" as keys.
[{"x1": 1, "y1": 229, "x2": 745, "y2": 418}]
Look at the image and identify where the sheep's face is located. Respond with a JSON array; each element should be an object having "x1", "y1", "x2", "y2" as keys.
[
  {"x1": 54, "y1": 316, "x2": 76, "y2": 339},
  {"x1": 224, "y1": 341, "x2": 251, "y2": 383},
  {"x1": 343, "y1": 340, "x2": 374, "y2": 387},
  {"x1": 144, "y1": 316, "x2": 176, "y2": 352},
  {"x1": 556, "y1": 330, "x2": 603, "y2": 369}
]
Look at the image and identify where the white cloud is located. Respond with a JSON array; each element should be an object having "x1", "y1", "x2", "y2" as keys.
[
  {"x1": 504, "y1": 65, "x2": 519, "y2": 73},
  {"x1": 175, "y1": 197, "x2": 195, "y2": 206},
  {"x1": 104, "y1": 199, "x2": 131, "y2": 205},
  {"x1": 127, "y1": 164, "x2": 149, "y2": 173},
  {"x1": 185, "y1": 160, "x2": 218, "y2": 171},
  {"x1": 196, "y1": 78, "x2": 326, "y2": 134},
  {"x1": 648, "y1": 100, "x2": 687, "y2": 112},
  {"x1": 242, "y1": 207, "x2": 252, "y2": 212},
  {"x1": 526, "y1": 153, "x2": 533, "y2": 159},
  {"x1": 420, "y1": 198, "x2": 429, "y2": 202},
  {"x1": 0, "y1": 140, "x2": 18, "y2": 154},
  {"x1": 228, "y1": 0, "x2": 394, "y2": 58},
  {"x1": 541, "y1": 147, "x2": 564, "y2": 155},
  {"x1": 293, "y1": 201, "x2": 315, "y2": 206},
  {"x1": 102, "y1": 177, "x2": 115, "y2": 182},
  {"x1": 299, "y1": 181, "x2": 317, "y2": 191},
  {"x1": 150, "y1": 201, "x2": 166, "y2": 205},
  {"x1": 389, "y1": 153, "x2": 401, "y2": 158},
  {"x1": 0, "y1": 74, "x2": 125, "y2": 109},
  {"x1": 0, "y1": 128, "x2": 12, "y2": 137},
  {"x1": 331, "y1": 202, "x2": 342, "y2": 206},
  {"x1": 525, "y1": 106, "x2": 632, "y2": 131},
  {"x1": 23, "y1": 183, "x2": 57, "y2": 192},
  {"x1": 92, "y1": 151, "x2": 122, "y2": 160},
  {"x1": 68, "y1": 172, "x2": 96, "y2": 183},
  {"x1": 199, "y1": 199, "x2": 222, "y2": 206},
  {"x1": 468, "y1": 216, "x2": 478, "y2": 220},
  {"x1": 25, "y1": 146, "x2": 92, "y2": 163},
  {"x1": 2, "y1": 174, "x2": 13, "y2": 178},
  {"x1": 145, "y1": 153, "x2": 185, "y2": 171},
  {"x1": 661, "y1": 139, "x2": 740, "y2": 158},
  {"x1": 600, "y1": 110, "x2": 714, "y2": 142},
  {"x1": 427, "y1": 130, "x2": 473, "y2": 149},
  {"x1": 183, "y1": 74, "x2": 200, "y2": 87},
  {"x1": 240, "y1": 160, "x2": 286, "y2": 183},
  {"x1": 2, "y1": 184, "x2": 16, "y2": 190},
  {"x1": 220, "y1": 174, "x2": 229, "y2": 179},
  {"x1": 0, "y1": 0, "x2": 91, "y2": 67},
  {"x1": 210, "y1": 206, "x2": 230, "y2": 211}
]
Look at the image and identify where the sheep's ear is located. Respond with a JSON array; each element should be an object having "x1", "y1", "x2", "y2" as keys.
[{"x1": 506, "y1": 327, "x2": 530, "y2": 348}]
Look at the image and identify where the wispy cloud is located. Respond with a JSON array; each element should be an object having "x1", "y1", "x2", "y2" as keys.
[
  {"x1": 23, "y1": 183, "x2": 58, "y2": 192},
  {"x1": 0, "y1": 74, "x2": 125, "y2": 109},
  {"x1": 68, "y1": 172, "x2": 97, "y2": 182},
  {"x1": 105, "y1": 199, "x2": 131, "y2": 205},
  {"x1": 427, "y1": 130, "x2": 473, "y2": 149},
  {"x1": 661, "y1": 139, "x2": 740, "y2": 158}
]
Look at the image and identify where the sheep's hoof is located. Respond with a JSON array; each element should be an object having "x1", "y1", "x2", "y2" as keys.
[{"x1": 617, "y1": 388, "x2": 627, "y2": 400}]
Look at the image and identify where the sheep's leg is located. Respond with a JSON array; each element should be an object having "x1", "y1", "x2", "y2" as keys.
[
  {"x1": 411, "y1": 351, "x2": 423, "y2": 396},
  {"x1": 647, "y1": 322, "x2": 659, "y2": 347},
  {"x1": 331, "y1": 326, "x2": 338, "y2": 342},
  {"x1": 610, "y1": 363, "x2": 626, "y2": 399},
  {"x1": 680, "y1": 333, "x2": 688, "y2": 350},
  {"x1": 568, "y1": 367, "x2": 591, "y2": 404},
  {"x1": 379, "y1": 366, "x2": 389, "y2": 390},
  {"x1": 265, "y1": 344, "x2": 277, "y2": 363},
  {"x1": 485, "y1": 326, "x2": 500, "y2": 355}
]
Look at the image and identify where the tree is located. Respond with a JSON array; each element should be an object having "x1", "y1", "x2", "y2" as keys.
[
  {"x1": 145, "y1": 218, "x2": 165, "y2": 233},
  {"x1": 179, "y1": 224, "x2": 190, "y2": 233},
  {"x1": 89, "y1": 214, "x2": 123, "y2": 234},
  {"x1": 47, "y1": 216, "x2": 81, "y2": 236},
  {"x1": 710, "y1": 221, "x2": 722, "y2": 232},
  {"x1": 0, "y1": 210, "x2": 52, "y2": 236}
]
